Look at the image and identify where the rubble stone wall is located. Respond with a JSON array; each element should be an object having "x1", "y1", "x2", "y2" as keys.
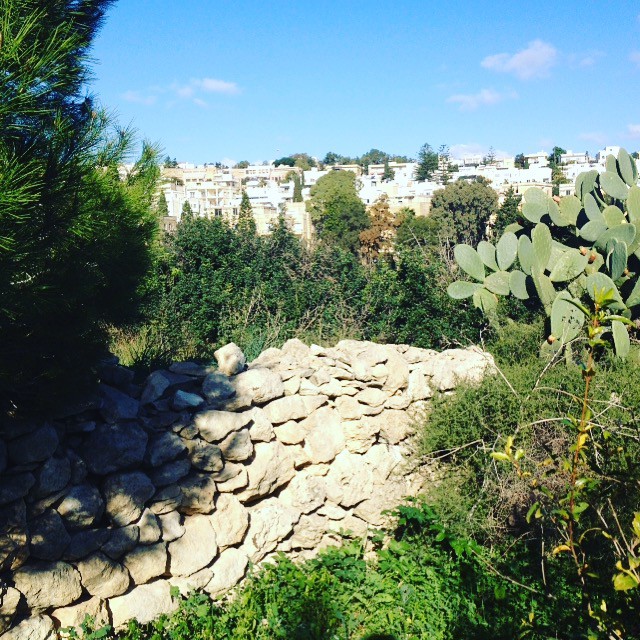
[{"x1": 0, "y1": 339, "x2": 495, "y2": 637}]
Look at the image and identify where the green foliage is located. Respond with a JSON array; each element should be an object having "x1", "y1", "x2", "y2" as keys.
[
  {"x1": 237, "y1": 191, "x2": 256, "y2": 234},
  {"x1": 156, "y1": 191, "x2": 169, "y2": 217},
  {"x1": 449, "y1": 148, "x2": 640, "y2": 358},
  {"x1": 493, "y1": 187, "x2": 522, "y2": 236},
  {"x1": 0, "y1": 0, "x2": 159, "y2": 413},
  {"x1": 430, "y1": 179, "x2": 499, "y2": 246},
  {"x1": 415, "y1": 142, "x2": 439, "y2": 182},
  {"x1": 307, "y1": 170, "x2": 369, "y2": 253}
]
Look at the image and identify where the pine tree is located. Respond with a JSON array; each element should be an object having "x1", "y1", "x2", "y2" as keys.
[
  {"x1": 382, "y1": 159, "x2": 395, "y2": 182},
  {"x1": 181, "y1": 200, "x2": 194, "y2": 218},
  {"x1": 157, "y1": 192, "x2": 170, "y2": 217},
  {"x1": 415, "y1": 143, "x2": 439, "y2": 181},
  {"x1": 237, "y1": 191, "x2": 256, "y2": 234},
  {"x1": 0, "y1": 0, "x2": 159, "y2": 413},
  {"x1": 293, "y1": 175, "x2": 303, "y2": 202}
]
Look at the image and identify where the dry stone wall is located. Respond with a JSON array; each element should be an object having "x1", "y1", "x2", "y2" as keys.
[{"x1": 0, "y1": 339, "x2": 495, "y2": 637}]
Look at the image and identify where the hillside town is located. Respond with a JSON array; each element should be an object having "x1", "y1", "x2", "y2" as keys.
[{"x1": 153, "y1": 145, "x2": 637, "y2": 240}]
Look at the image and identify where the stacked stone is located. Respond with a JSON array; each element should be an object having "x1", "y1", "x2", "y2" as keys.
[{"x1": 0, "y1": 340, "x2": 495, "y2": 637}]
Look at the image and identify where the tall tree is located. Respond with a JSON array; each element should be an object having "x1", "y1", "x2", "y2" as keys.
[
  {"x1": 181, "y1": 200, "x2": 194, "y2": 218},
  {"x1": 429, "y1": 178, "x2": 498, "y2": 246},
  {"x1": 514, "y1": 153, "x2": 529, "y2": 169},
  {"x1": 415, "y1": 143, "x2": 439, "y2": 182},
  {"x1": 438, "y1": 145, "x2": 454, "y2": 185},
  {"x1": 382, "y1": 159, "x2": 395, "y2": 182},
  {"x1": 0, "y1": 0, "x2": 159, "y2": 413},
  {"x1": 292, "y1": 175, "x2": 303, "y2": 202},
  {"x1": 359, "y1": 194, "x2": 400, "y2": 264},
  {"x1": 493, "y1": 187, "x2": 522, "y2": 235},
  {"x1": 307, "y1": 171, "x2": 369, "y2": 253},
  {"x1": 157, "y1": 192, "x2": 170, "y2": 217},
  {"x1": 237, "y1": 191, "x2": 256, "y2": 234},
  {"x1": 482, "y1": 146, "x2": 496, "y2": 166}
]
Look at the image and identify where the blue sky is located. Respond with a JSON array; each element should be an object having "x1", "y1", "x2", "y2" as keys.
[{"x1": 91, "y1": 1, "x2": 640, "y2": 164}]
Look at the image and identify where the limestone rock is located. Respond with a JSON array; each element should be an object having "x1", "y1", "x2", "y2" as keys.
[
  {"x1": 7, "y1": 425, "x2": 58, "y2": 466},
  {"x1": 0, "y1": 473, "x2": 35, "y2": 505},
  {"x1": 168, "y1": 567, "x2": 213, "y2": 596},
  {"x1": 279, "y1": 471, "x2": 326, "y2": 514},
  {"x1": 57, "y1": 484, "x2": 104, "y2": 530},
  {"x1": 187, "y1": 440, "x2": 223, "y2": 472},
  {"x1": 178, "y1": 473, "x2": 217, "y2": 515},
  {"x1": 243, "y1": 499, "x2": 301, "y2": 563},
  {"x1": 83, "y1": 422, "x2": 147, "y2": 475},
  {"x1": 2, "y1": 615, "x2": 56, "y2": 640},
  {"x1": 204, "y1": 547, "x2": 248, "y2": 596},
  {"x1": 150, "y1": 484, "x2": 183, "y2": 515},
  {"x1": 283, "y1": 375, "x2": 301, "y2": 395},
  {"x1": 194, "y1": 409, "x2": 252, "y2": 442},
  {"x1": 0, "y1": 587, "x2": 21, "y2": 634},
  {"x1": 159, "y1": 511, "x2": 184, "y2": 542},
  {"x1": 29, "y1": 510, "x2": 70, "y2": 561},
  {"x1": 239, "y1": 441, "x2": 295, "y2": 502},
  {"x1": 274, "y1": 420, "x2": 305, "y2": 444},
  {"x1": 428, "y1": 347, "x2": 496, "y2": 391},
  {"x1": 99, "y1": 384, "x2": 139, "y2": 422},
  {"x1": 202, "y1": 372, "x2": 236, "y2": 405},
  {"x1": 289, "y1": 514, "x2": 327, "y2": 549},
  {"x1": 31, "y1": 455, "x2": 71, "y2": 500},
  {"x1": 325, "y1": 451, "x2": 373, "y2": 508},
  {"x1": 217, "y1": 466, "x2": 248, "y2": 492},
  {"x1": 168, "y1": 514, "x2": 218, "y2": 577},
  {"x1": 281, "y1": 338, "x2": 311, "y2": 361},
  {"x1": 104, "y1": 471, "x2": 155, "y2": 526},
  {"x1": 140, "y1": 370, "x2": 192, "y2": 406},
  {"x1": 109, "y1": 580, "x2": 178, "y2": 628},
  {"x1": 232, "y1": 368, "x2": 284, "y2": 405},
  {"x1": 219, "y1": 428, "x2": 253, "y2": 462},
  {"x1": 303, "y1": 407, "x2": 345, "y2": 464},
  {"x1": 246, "y1": 407, "x2": 274, "y2": 442},
  {"x1": 14, "y1": 561, "x2": 82, "y2": 610},
  {"x1": 76, "y1": 552, "x2": 130, "y2": 598},
  {"x1": 354, "y1": 387, "x2": 389, "y2": 407},
  {"x1": 123, "y1": 542, "x2": 167, "y2": 584},
  {"x1": 262, "y1": 395, "x2": 328, "y2": 424},
  {"x1": 52, "y1": 596, "x2": 109, "y2": 632},
  {"x1": 370, "y1": 409, "x2": 414, "y2": 444},
  {"x1": 210, "y1": 494, "x2": 249, "y2": 548},
  {"x1": 64, "y1": 528, "x2": 111, "y2": 562},
  {"x1": 101, "y1": 525, "x2": 139, "y2": 560},
  {"x1": 342, "y1": 417, "x2": 380, "y2": 454},
  {"x1": 137, "y1": 508, "x2": 162, "y2": 544},
  {"x1": 363, "y1": 444, "x2": 403, "y2": 483},
  {"x1": 383, "y1": 349, "x2": 410, "y2": 394},
  {"x1": 145, "y1": 432, "x2": 187, "y2": 468},
  {"x1": 149, "y1": 459, "x2": 191, "y2": 487},
  {"x1": 172, "y1": 390, "x2": 205, "y2": 411},
  {"x1": 334, "y1": 396, "x2": 383, "y2": 420},
  {"x1": 214, "y1": 343, "x2": 246, "y2": 376},
  {"x1": 169, "y1": 361, "x2": 216, "y2": 377}
]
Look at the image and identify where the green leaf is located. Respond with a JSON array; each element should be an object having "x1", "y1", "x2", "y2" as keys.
[
  {"x1": 585, "y1": 272, "x2": 623, "y2": 305},
  {"x1": 490, "y1": 451, "x2": 510, "y2": 462},
  {"x1": 595, "y1": 224, "x2": 636, "y2": 252},
  {"x1": 576, "y1": 170, "x2": 599, "y2": 200},
  {"x1": 496, "y1": 232, "x2": 518, "y2": 270},
  {"x1": 580, "y1": 220, "x2": 607, "y2": 243},
  {"x1": 522, "y1": 200, "x2": 547, "y2": 224},
  {"x1": 609, "y1": 241, "x2": 628, "y2": 281},
  {"x1": 504, "y1": 222, "x2": 523, "y2": 234},
  {"x1": 531, "y1": 223, "x2": 552, "y2": 272},
  {"x1": 545, "y1": 198, "x2": 567, "y2": 228},
  {"x1": 484, "y1": 271, "x2": 511, "y2": 295},
  {"x1": 551, "y1": 292, "x2": 585, "y2": 343},
  {"x1": 524, "y1": 187, "x2": 547, "y2": 204},
  {"x1": 472, "y1": 287, "x2": 498, "y2": 313},
  {"x1": 612, "y1": 320, "x2": 630, "y2": 358},
  {"x1": 627, "y1": 185, "x2": 640, "y2": 225},
  {"x1": 617, "y1": 148, "x2": 636, "y2": 186},
  {"x1": 549, "y1": 249, "x2": 588, "y2": 282},
  {"x1": 600, "y1": 171, "x2": 629, "y2": 200},
  {"x1": 584, "y1": 193, "x2": 605, "y2": 223},
  {"x1": 454, "y1": 244, "x2": 485, "y2": 282},
  {"x1": 477, "y1": 240, "x2": 499, "y2": 271},
  {"x1": 531, "y1": 269, "x2": 556, "y2": 315},
  {"x1": 603, "y1": 205, "x2": 625, "y2": 228},
  {"x1": 626, "y1": 277, "x2": 640, "y2": 308},
  {"x1": 509, "y1": 270, "x2": 529, "y2": 300},
  {"x1": 559, "y1": 195, "x2": 581, "y2": 226},
  {"x1": 447, "y1": 281, "x2": 482, "y2": 299},
  {"x1": 613, "y1": 572, "x2": 639, "y2": 591},
  {"x1": 518, "y1": 235, "x2": 534, "y2": 275}
]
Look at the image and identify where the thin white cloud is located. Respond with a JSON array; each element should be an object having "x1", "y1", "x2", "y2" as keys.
[
  {"x1": 579, "y1": 131, "x2": 607, "y2": 145},
  {"x1": 630, "y1": 51, "x2": 640, "y2": 68},
  {"x1": 482, "y1": 40, "x2": 557, "y2": 80},
  {"x1": 121, "y1": 90, "x2": 157, "y2": 106},
  {"x1": 195, "y1": 78, "x2": 240, "y2": 95},
  {"x1": 568, "y1": 51, "x2": 604, "y2": 68},
  {"x1": 446, "y1": 88, "x2": 517, "y2": 111},
  {"x1": 123, "y1": 77, "x2": 240, "y2": 108},
  {"x1": 449, "y1": 143, "x2": 512, "y2": 159},
  {"x1": 627, "y1": 124, "x2": 640, "y2": 138}
]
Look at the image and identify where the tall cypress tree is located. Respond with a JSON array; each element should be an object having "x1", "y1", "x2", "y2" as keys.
[
  {"x1": 0, "y1": 1, "x2": 159, "y2": 413},
  {"x1": 237, "y1": 191, "x2": 256, "y2": 234}
]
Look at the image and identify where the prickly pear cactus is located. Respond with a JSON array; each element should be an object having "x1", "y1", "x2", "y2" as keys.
[{"x1": 447, "y1": 148, "x2": 639, "y2": 357}]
